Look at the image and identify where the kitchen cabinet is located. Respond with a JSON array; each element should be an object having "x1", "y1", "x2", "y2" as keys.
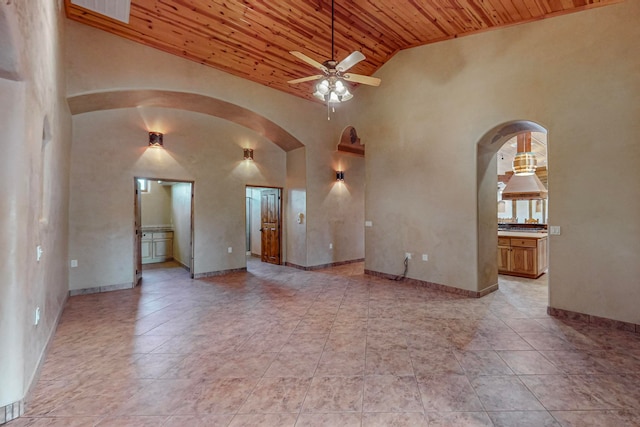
[
  {"x1": 498, "y1": 232, "x2": 548, "y2": 278},
  {"x1": 141, "y1": 230, "x2": 173, "y2": 264}
]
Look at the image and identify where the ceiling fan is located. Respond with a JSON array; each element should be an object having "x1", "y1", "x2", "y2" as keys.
[{"x1": 287, "y1": 0, "x2": 381, "y2": 111}]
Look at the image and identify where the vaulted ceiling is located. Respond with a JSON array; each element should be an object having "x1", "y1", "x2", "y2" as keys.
[{"x1": 65, "y1": 0, "x2": 621, "y2": 102}]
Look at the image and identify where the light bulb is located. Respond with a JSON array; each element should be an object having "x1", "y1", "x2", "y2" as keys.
[{"x1": 316, "y1": 79, "x2": 329, "y2": 95}]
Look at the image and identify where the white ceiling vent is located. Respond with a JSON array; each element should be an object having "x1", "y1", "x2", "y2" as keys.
[{"x1": 71, "y1": 0, "x2": 131, "y2": 24}]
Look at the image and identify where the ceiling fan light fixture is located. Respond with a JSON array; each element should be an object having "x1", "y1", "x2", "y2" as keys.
[
  {"x1": 313, "y1": 78, "x2": 352, "y2": 103},
  {"x1": 288, "y1": 0, "x2": 379, "y2": 117}
]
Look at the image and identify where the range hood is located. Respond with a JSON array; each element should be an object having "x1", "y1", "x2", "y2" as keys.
[{"x1": 501, "y1": 174, "x2": 548, "y2": 200}]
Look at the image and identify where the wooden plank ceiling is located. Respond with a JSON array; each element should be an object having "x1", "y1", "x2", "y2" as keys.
[{"x1": 65, "y1": 0, "x2": 620, "y2": 102}]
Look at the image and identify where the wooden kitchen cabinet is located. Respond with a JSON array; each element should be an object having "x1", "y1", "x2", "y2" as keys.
[
  {"x1": 141, "y1": 230, "x2": 173, "y2": 264},
  {"x1": 497, "y1": 237, "x2": 511, "y2": 272},
  {"x1": 498, "y1": 233, "x2": 547, "y2": 278}
]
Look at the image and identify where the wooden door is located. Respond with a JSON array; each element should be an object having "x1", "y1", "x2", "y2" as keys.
[
  {"x1": 260, "y1": 189, "x2": 281, "y2": 264},
  {"x1": 134, "y1": 180, "x2": 143, "y2": 285}
]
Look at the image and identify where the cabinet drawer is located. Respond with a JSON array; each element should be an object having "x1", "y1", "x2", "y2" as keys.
[
  {"x1": 498, "y1": 237, "x2": 511, "y2": 246},
  {"x1": 510, "y1": 238, "x2": 537, "y2": 248},
  {"x1": 153, "y1": 232, "x2": 173, "y2": 238}
]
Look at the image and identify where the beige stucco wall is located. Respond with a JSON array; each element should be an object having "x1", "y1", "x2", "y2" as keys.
[
  {"x1": 303, "y1": 120, "x2": 366, "y2": 267},
  {"x1": 141, "y1": 180, "x2": 172, "y2": 227},
  {"x1": 0, "y1": 0, "x2": 71, "y2": 408},
  {"x1": 311, "y1": 149, "x2": 365, "y2": 265},
  {"x1": 171, "y1": 182, "x2": 192, "y2": 267},
  {"x1": 286, "y1": 147, "x2": 308, "y2": 267},
  {"x1": 68, "y1": 108, "x2": 287, "y2": 289},
  {"x1": 352, "y1": 1, "x2": 640, "y2": 323}
]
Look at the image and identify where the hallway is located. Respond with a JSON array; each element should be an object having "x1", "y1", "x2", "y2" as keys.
[{"x1": 12, "y1": 261, "x2": 640, "y2": 426}]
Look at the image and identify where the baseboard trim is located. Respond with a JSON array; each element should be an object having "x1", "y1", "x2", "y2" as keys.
[
  {"x1": 69, "y1": 282, "x2": 134, "y2": 296},
  {"x1": 2, "y1": 289, "x2": 69, "y2": 424},
  {"x1": 175, "y1": 260, "x2": 191, "y2": 272},
  {"x1": 285, "y1": 258, "x2": 365, "y2": 271},
  {"x1": 364, "y1": 269, "x2": 498, "y2": 298},
  {"x1": 1, "y1": 401, "x2": 23, "y2": 425},
  {"x1": 193, "y1": 267, "x2": 247, "y2": 279},
  {"x1": 547, "y1": 306, "x2": 640, "y2": 333}
]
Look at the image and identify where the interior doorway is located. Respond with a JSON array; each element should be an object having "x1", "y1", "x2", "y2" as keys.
[
  {"x1": 476, "y1": 120, "x2": 551, "y2": 299},
  {"x1": 246, "y1": 186, "x2": 282, "y2": 265},
  {"x1": 134, "y1": 177, "x2": 194, "y2": 284}
]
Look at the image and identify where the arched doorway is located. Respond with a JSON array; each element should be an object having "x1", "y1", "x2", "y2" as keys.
[{"x1": 476, "y1": 120, "x2": 549, "y2": 294}]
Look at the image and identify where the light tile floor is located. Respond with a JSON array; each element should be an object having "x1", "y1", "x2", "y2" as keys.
[{"x1": 10, "y1": 259, "x2": 640, "y2": 426}]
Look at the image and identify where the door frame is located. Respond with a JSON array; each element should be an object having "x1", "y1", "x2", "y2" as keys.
[
  {"x1": 246, "y1": 185, "x2": 283, "y2": 265},
  {"x1": 134, "y1": 177, "x2": 195, "y2": 281},
  {"x1": 476, "y1": 120, "x2": 550, "y2": 296}
]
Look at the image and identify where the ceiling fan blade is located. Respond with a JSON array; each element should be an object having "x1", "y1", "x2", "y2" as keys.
[
  {"x1": 343, "y1": 73, "x2": 381, "y2": 87},
  {"x1": 290, "y1": 51, "x2": 328, "y2": 73},
  {"x1": 288, "y1": 75, "x2": 324, "y2": 84},
  {"x1": 337, "y1": 51, "x2": 365, "y2": 72}
]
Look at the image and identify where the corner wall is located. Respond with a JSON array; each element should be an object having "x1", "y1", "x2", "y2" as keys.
[
  {"x1": 286, "y1": 147, "x2": 307, "y2": 267},
  {"x1": 0, "y1": 0, "x2": 71, "y2": 416},
  {"x1": 171, "y1": 182, "x2": 192, "y2": 268}
]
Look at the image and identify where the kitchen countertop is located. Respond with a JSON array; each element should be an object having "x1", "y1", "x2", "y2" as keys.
[{"x1": 498, "y1": 231, "x2": 548, "y2": 238}]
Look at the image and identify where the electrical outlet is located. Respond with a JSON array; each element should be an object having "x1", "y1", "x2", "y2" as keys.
[
  {"x1": 405, "y1": 252, "x2": 411, "y2": 260},
  {"x1": 36, "y1": 245, "x2": 43, "y2": 262},
  {"x1": 422, "y1": 254, "x2": 428, "y2": 261},
  {"x1": 34, "y1": 307, "x2": 41, "y2": 326},
  {"x1": 329, "y1": 243, "x2": 333, "y2": 249},
  {"x1": 228, "y1": 247, "x2": 233, "y2": 253},
  {"x1": 365, "y1": 221, "x2": 373, "y2": 227}
]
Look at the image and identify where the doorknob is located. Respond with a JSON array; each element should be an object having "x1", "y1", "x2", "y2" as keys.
[{"x1": 259, "y1": 228, "x2": 264, "y2": 232}]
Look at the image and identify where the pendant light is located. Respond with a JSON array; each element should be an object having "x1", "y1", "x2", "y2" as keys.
[{"x1": 512, "y1": 132, "x2": 537, "y2": 175}]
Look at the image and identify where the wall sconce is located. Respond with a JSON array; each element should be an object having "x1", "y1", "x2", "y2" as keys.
[
  {"x1": 244, "y1": 148, "x2": 254, "y2": 160},
  {"x1": 336, "y1": 171, "x2": 345, "y2": 181},
  {"x1": 148, "y1": 132, "x2": 163, "y2": 148}
]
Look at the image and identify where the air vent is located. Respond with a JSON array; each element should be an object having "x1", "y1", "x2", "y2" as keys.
[{"x1": 71, "y1": 0, "x2": 131, "y2": 24}]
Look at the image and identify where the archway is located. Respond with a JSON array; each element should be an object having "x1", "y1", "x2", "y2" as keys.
[
  {"x1": 476, "y1": 120, "x2": 548, "y2": 293},
  {"x1": 67, "y1": 89, "x2": 305, "y2": 152}
]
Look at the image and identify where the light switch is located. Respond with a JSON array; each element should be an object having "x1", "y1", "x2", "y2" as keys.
[
  {"x1": 550, "y1": 226, "x2": 561, "y2": 235},
  {"x1": 365, "y1": 221, "x2": 373, "y2": 227},
  {"x1": 70, "y1": 260, "x2": 78, "y2": 268},
  {"x1": 228, "y1": 247, "x2": 233, "y2": 253}
]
